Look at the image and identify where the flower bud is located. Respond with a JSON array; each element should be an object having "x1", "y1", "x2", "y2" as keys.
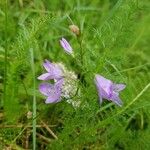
[
  {"x1": 27, "y1": 111, "x2": 32, "y2": 119},
  {"x1": 69, "y1": 25, "x2": 80, "y2": 36}
]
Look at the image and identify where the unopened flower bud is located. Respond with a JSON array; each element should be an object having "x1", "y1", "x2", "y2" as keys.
[
  {"x1": 27, "y1": 111, "x2": 32, "y2": 119},
  {"x1": 69, "y1": 25, "x2": 80, "y2": 36}
]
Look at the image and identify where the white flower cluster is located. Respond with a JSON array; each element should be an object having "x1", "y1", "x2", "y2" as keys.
[{"x1": 57, "y1": 63, "x2": 81, "y2": 108}]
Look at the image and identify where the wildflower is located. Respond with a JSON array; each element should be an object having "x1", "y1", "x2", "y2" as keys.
[
  {"x1": 56, "y1": 63, "x2": 77, "y2": 99},
  {"x1": 38, "y1": 59, "x2": 63, "y2": 81},
  {"x1": 69, "y1": 24, "x2": 80, "y2": 35},
  {"x1": 95, "y1": 74, "x2": 126, "y2": 106},
  {"x1": 60, "y1": 38, "x2": 73, "y2": 54},
  {"x1": 56, "y1": 63, "x2": 80, "y2": 107},
  {"x1": 39, "y1": 79, "x2": 64, "y2": 104},
  {"x1": 38, "y1": 60, "x2": 79, "y2": 106}
]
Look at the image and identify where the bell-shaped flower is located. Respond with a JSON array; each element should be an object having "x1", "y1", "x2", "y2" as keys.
[
  {"x1": 38, "y1": 59, "x2": 63, "y2": 81},
  {"x1": 95, "y1": 74, "x2": 126, "y2": 106},
  {"x1": 60, "y1": 38, "x2": 73, "y2": 54},
  {"x1": 39, "y1": 79, "x2": 64, "y2": 104}
]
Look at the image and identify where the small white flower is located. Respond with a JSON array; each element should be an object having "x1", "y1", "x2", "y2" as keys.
[{"x1": 56, "y1": 63, "x2": 81, "y2": 108}]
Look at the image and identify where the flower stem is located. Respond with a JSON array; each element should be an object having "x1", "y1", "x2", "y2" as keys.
[
  {"x1": 30, "y1": 48, "x2": 36, "y2": 150},
  {"x1": 77, "y1": 36, "x2": 87, "y2": 86},
  {"x1": 77, "y1": 36, "x2": 84, "y2": 67}
]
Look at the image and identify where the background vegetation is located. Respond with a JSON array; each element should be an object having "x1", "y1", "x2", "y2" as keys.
[{"x1": 0, "y1": 0, "x2": 150, "y2": 149}]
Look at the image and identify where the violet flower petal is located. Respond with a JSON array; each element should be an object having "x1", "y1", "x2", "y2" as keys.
[
  {"x1": 60, "y1": 38, "x2": 73, "y2": 54},
  {"x1": 95, "y1": 77, "x2": 103, "y2": 104},
  {"x1": 95, "y1": 74, "x2": 126, "y2": 106},
  {"x1": 113, "y1": 83, "x2": 126, "y2": 92},
  {"x1": 95, "y1": 74, "x2": 112, "y2": 96},
  {"x1": 45, "y1": 95, "x2": 60, "y2": 104},
  {"x1": 43, "y1": 59, "x2": 53, "y2": 72},
  {"x1": 39, "y1": 79, "x2": 64, "y2": 104},
  {"x1": 44, "y1": 80, "x2": 63, "y2": 103},
  {"x1": 38, "y1": 73, "x2": 52, "y2": 80},
  {"x1": 52, "y1": 65, "x2": 63, "y2": 79},
  {"x1": 44, "y1": 60, "x2": 62, "y2": 77},
  {"x1": 110, "y1": 92, "x2": 123, "y2": 106},
  {"x1": 55, "y1": 78, "x2": 64, "y2": 89},
  {"x1": 39, "y1": 83, "x2": 53, "y2": 96},
  {"x1": 38, "y1": 60, "x2": 63, "y2": 80}
]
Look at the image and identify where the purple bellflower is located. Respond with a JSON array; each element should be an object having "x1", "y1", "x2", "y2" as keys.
[
  {"x1": 95, "y1": 74, "x2": 126, "y2": 106},
  {"x1": 39, "y1": 79, "x2": 64, "y2": 104},
  {"x1": 38, "y1": 59, "x2": 63, "y2": 81},
  {"x1": 60, "y1": 38, "x2": 73, "y2": 54},
  {"x1": 38, "y1": 60, "x2": 64, "y2": 104}
]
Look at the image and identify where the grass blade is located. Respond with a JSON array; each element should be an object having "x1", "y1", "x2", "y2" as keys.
[{"x1": 29, "y1": 48, "x2": 36, "y2": 150}]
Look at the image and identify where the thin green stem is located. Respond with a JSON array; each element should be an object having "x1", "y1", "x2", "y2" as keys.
[
  {"x1": 79, "y1": 41, "x2": 84, "y2": 67},
  {"x1": 77, "y1": 36, "x2": 84, "y2": 67},
  {"x1": 30, "y1": 48, "x2": 36, "y2": 150},
  {"x1": 117, "y1": 82, "x2": 150, "y2": 116}
]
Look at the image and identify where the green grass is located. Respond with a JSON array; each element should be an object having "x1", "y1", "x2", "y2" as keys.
[{"x1": 0, "y1": 0, "x2": 150, "y2": 149}]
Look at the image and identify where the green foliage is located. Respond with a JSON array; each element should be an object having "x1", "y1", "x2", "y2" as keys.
[{"x1": 0, "y1": 0, "x2": 150, "y2": 149}]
